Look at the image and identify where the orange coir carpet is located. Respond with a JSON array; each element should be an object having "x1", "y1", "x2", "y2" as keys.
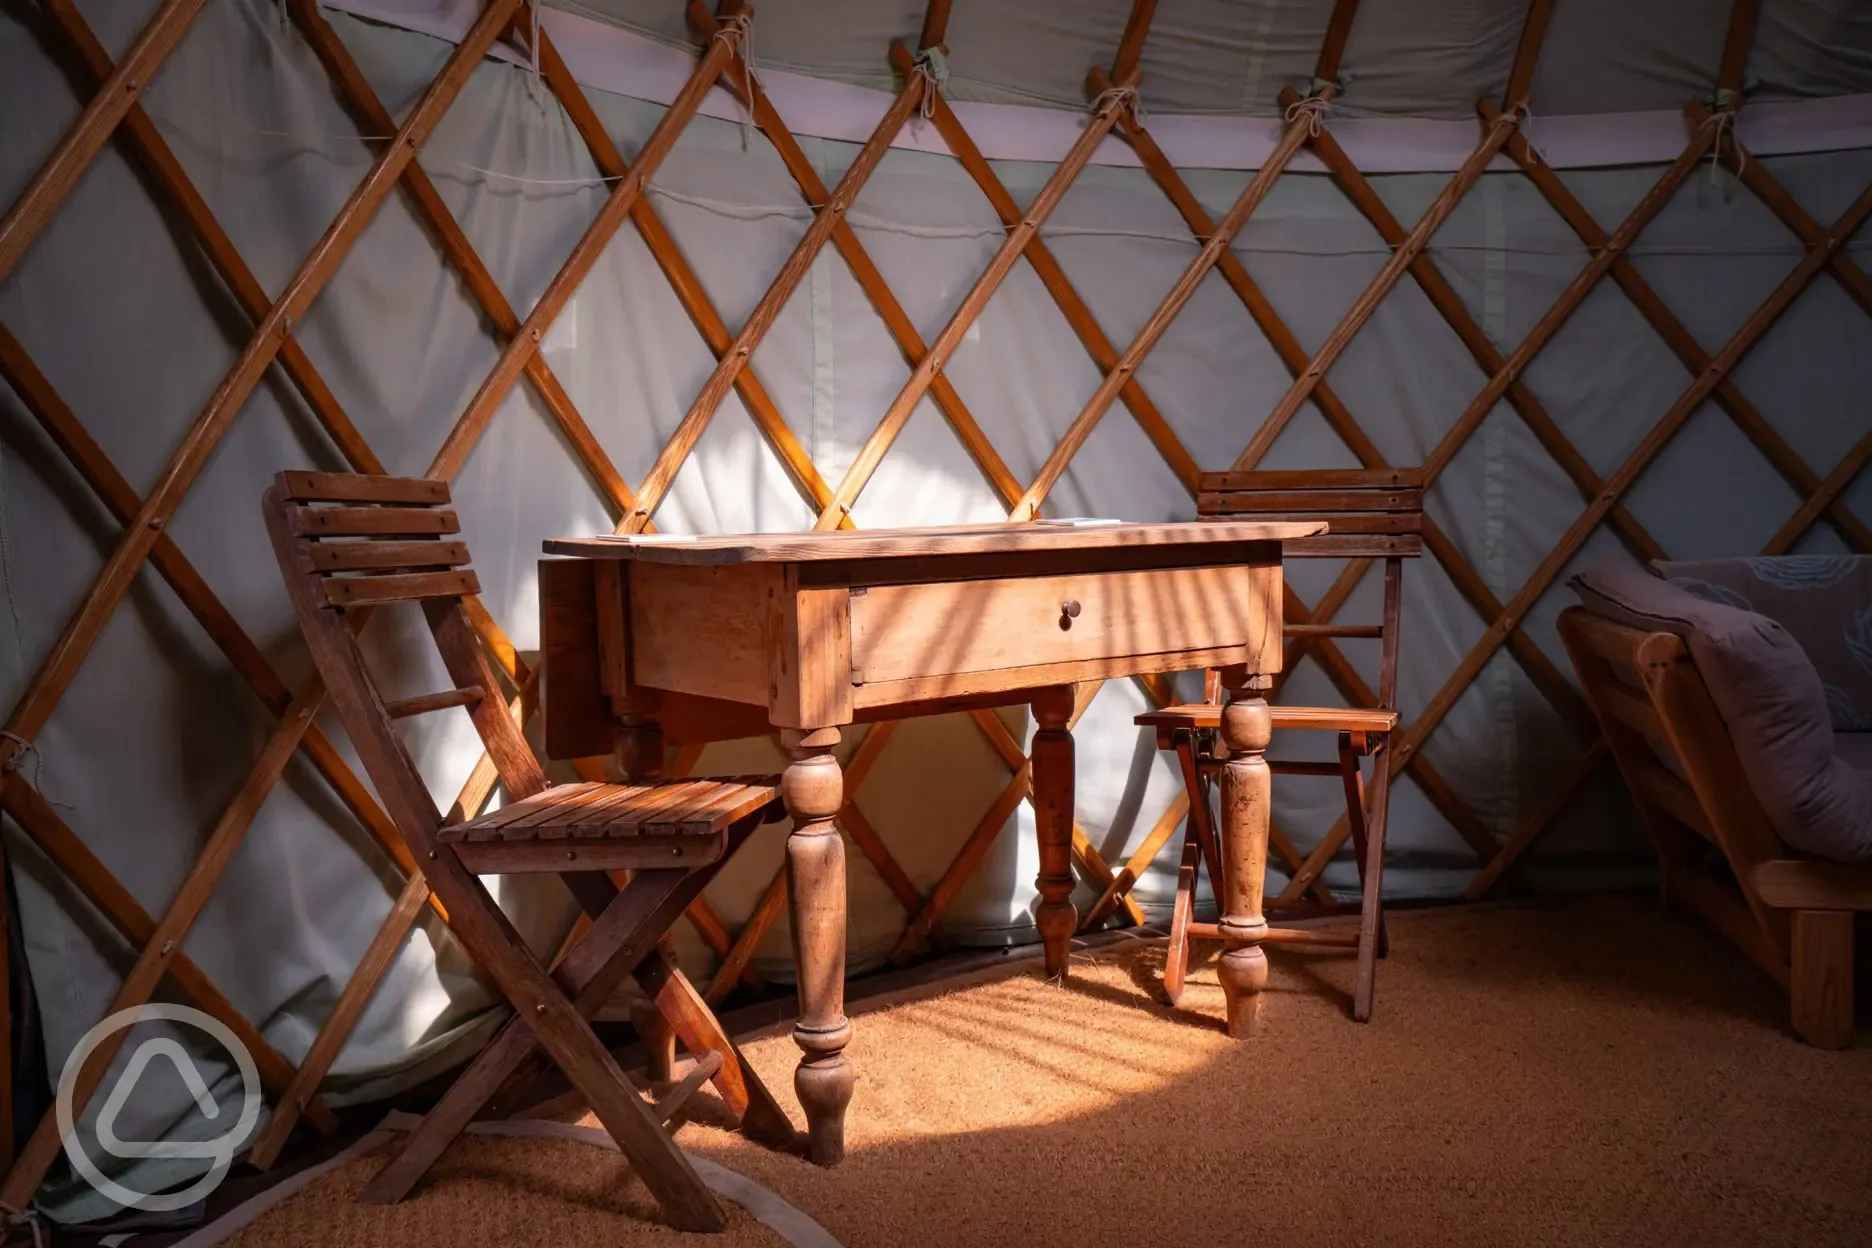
[{"x1": 224, "y1": 893, "x2": 1872, "y2": 1248}]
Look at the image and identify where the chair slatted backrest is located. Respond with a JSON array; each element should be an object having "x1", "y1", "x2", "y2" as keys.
[
  {"x1": 263, "y1": 472, "x2": 547, "y2": 856},
  {"x1": 1196, "y1": 468, "x2": 1423, "y2": 712}
]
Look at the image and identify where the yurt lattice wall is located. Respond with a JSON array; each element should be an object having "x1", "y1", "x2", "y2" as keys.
[{"x1": 0, "y1": 0, "x2": 1868, "y2": 1214}]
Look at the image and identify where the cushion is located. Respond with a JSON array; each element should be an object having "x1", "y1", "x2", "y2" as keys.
[
  {"x1": 1652, "y1": 556, "x2": 1872, "y2": 732},
  {"x1": 1834, "y1": 733, "x2": 1872, "y2": 780},
  {"x1": 1571, "y1": 562, "x2": 1872, "y2": 864}
]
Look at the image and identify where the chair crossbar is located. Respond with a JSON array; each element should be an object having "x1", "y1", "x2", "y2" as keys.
[{"x1": 384, "y1": 686, "x2": 486, "y2": 718}]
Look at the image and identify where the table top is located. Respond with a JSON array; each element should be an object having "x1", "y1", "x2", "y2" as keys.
[{"x1": 542, "y1": 519, "x2": 1326, "y2": 565}]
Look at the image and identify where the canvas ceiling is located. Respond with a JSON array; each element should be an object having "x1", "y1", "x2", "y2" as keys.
[
  {"x1": 555, "y1": 0, "x2": 1872, "y2": 116},
  {"x1": 1, "y1": 0, "x2": 1869, "y2": 1221}
]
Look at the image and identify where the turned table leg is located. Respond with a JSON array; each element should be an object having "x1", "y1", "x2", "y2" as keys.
[
  {"x1": 1217, "y1": 673, "x2": 1273, "y2": 1037},
  {"x1": 1031, "y1": 686, "x2": 1077, "y2": 980},
  {"x1": 781, "y1": 727, "x2": 853, "y2": 1165}
]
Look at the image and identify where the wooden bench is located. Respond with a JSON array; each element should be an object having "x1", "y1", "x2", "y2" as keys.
[{"x1": 1558, "y1": 605, "x2": 1869, "y2": 1048}]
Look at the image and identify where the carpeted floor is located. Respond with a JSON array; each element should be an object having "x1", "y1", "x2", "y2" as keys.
[{"x1": 228, "y1": 894, "x2": 1872, "y2": 1248}]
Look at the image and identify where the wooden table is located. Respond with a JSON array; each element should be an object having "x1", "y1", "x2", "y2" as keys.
[{"x1": 538, "y1": 519, "x2": 1317, "y2": 1163}]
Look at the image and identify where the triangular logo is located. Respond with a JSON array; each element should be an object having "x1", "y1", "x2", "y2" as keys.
[{"x1": 95, "y1": 1038, "x2": 220, "y2": 1159}]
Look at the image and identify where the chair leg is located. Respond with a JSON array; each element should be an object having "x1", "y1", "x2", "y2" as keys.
[
  {"x1": 633, "y1": 948, "x2": 796, "y2": 1146},
  {"x1": 1166, "y1": 734, "x2": 1218, "y2": 1008},
  {"x1": 488, "y1": 862, "x2": 794, "y2": 1146},
  {"x1": 363, "y1": 864, "x2": 722, "y2": 1229},
  {"x1": 1790, "y1": 909, "x2": 1855, "y2": 1049},
  {"x1": 1352, "y1": 740, "x2": 1394, "y2": 1023},
  {"x1": 1164, "y1": 825, "x2": 1199, "y2": 1006},
  {"x1": 632, "y1": 992, "x2": 678, "y2": 1085}
]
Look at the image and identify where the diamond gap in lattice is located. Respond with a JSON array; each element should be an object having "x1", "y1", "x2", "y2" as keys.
[
  {"x1": 1042, "y1": 179, "x2": 1198, "y2": 343},
  {"x1": 1321, "y1": 258, "x2": 1498, "y2": 469},
  {"x1": 810, "y1": 244, "x2": 916, "y2": 488},
  {"x1": 1760, "y1": 147, "x2": 1872, "y2": 230},
  {"x1": 691, "y1": 811, "x2": 795, "y2": 979},
  {"x1": 1475, "y1": 637, "x2": 1598, "y2": 822},
  {"x1": 1228, "y1": 168, "x2": 1386, "y2": 346},
  {"x1": 1357, "y1": 762, "x2": 1469, "y2": 883},
  {"x1": 1249, "y1": 402, "x2": 1367, "y2": 475},
  {"x1": 450, "y1": 386, "x2": 615, "y2": 648},
  {"x1": 413, "y1": 66, "x2": 619, "y2": 325},
  {"x1": 1519, "y1": 767, "x2": 1652, "y2": 884},
  {"x1": 0, "y1": 5, "x2": 85, "y2": 210},
  {"x1": 33, "y1": 548, "x2": 270, "y2": 904},
  {"x1": 1072, "y1": 678, "x2": 1183, "y2": 905},
  {"x1": 1433, "y1": 402, "x2": 1601, "y2": 595},
  {"x1": 1417, "y1": 646, "x2": 1544, "y2": 840},
  {"x1": 1827, "y1": 473, "x2": 1872, "y2": 550},
  {"x1": 534, "y1": 206, "x2": 725, "y2": 492},
  {"x1": 1525, "y1": 521, "x2": 1631, "y2": 668},
  {"x1": 657, "y1": 387, "x2": 820, "y2": 534},
  {"x1": 936, "y1": 254, "x2": 1108, "y2": 493},
  {"x1": 834, "y1": 143, "x2": 1005, "y2": 342},
  {"x1": 940, "y1": 261, "x2": 1107, "y2": 494},
  {"x1": 633, "y1": 133, "x2": 813, "y2": 327},
  {"x1": 851, "y1": 710, "x2": 1015, "y2": 915},
  {"x1": 1518, "y1": 275, "x2": 1695, "y2": 482},
  {"x1": 1123, "y1": 263, "x2": 1290, "y2": 473},
  {"x1": 1043, "y1": 397, "x2": 1192, "y2": 521},
  {"x1": 164, "y1": 337, "x2": 383, "y2": 658},
  {"x1": 740, "y1": 252, "x2": 841, "y2": 486},
  {"x1": 246, "y1": 747, "x2": 481, "y2": 1036},
  {"x1": 1622, "y1": 401, "x2": 1804, "y2": 558},
  {"x1": 1627, "y1": 163, "x2": 1801, "y2": 352},
  {"x1": 1387, "y1": 535, "x2": 1493, "y2": 719},
  {"x1": 1794, "y1": 522, "x2": 1858, "y2": 557},
  {"x1": 1460, "y1": 170, "x2": 1594, "y2": 346},
  {"x1": 668, "y1": 733, "x2": 798, "y2": 971},
  {"x1": 0, "y1": 381, "x2": 136, "y2": 690},
  {"x1": 156, "y1": 3, "x2": 392, "y2": 296},
  {"x1": 0, "y1": 140, "x2": 242, "y2": 498},
  {"x1": 847, "y1": 395, "x2": 1008, "y2": 529},
  {"x1": 1729, "y1": 275, "x2": 1872, "y2": 476}
]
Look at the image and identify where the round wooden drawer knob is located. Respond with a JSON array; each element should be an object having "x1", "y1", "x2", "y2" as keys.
[{"x1": 1059, "y1": 600, "x2": 1081, "y2": 630}]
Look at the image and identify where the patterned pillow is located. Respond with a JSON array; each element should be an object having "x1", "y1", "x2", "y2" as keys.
[{"x1": 1652, "y1": 556, "x2": 1872, "y2": 733}]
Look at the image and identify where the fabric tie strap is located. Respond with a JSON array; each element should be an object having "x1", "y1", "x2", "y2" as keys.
[
  {"x1": 1702, "y1": 89, "x2": 1745, "y2": 186},
  {"x1": 1284, "y1": 94, "x2": 1329, "y2": 138},
  {"x1": 1, "y1": 1201, "x2": 44, "y2": 1248},
  {"x1": 1091, "y1": 82, "x2": 1141, "y2": 126},
  {"x1": 911, "y1": 46, "x2": 948, "y2": 121},
  {"x1": 712, "y1": 10, "x2": 758, "y2": 149},
  {"x1": 0, "y1": 730, "x2": 35, "y2": 776}
]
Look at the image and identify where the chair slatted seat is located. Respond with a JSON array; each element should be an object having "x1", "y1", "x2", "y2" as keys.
[
  {"x1": 1139, "y1": 468, "x2": 1421, "y2": 1022},
  {"x1": 442, "y1": 776, "x2": 778, "y2": 842},
  {"x1": 263, "y1": 471, "x2": 791, "y2": 1233},
  {"x1": 1138, "y1": 705, "x2": 1400, "y2": 735}
]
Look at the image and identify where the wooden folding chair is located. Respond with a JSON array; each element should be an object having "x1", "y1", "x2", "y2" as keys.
[
  {"x1": 1137, "y1": 469, "x2": 1421, "y2": 1022},
  {"x1": 262, "y1": 471, "x2": 788, "y2": 1232}
]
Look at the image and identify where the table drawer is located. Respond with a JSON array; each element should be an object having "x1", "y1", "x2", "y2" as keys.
[{"x1": 848, "y1": 564, "x2": 1276, "y2": 687}]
